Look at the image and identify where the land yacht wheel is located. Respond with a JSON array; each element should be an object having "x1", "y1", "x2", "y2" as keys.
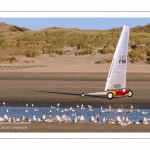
[
  {"x1": 107, "y1": 92, "x2": 114, "y2": 99},
  {"x1": 81, "y1": 93, "x2": 85, "y2": 98},
  {"x1": 128, "y1": 90, "x2": 133, "y2": 97}
]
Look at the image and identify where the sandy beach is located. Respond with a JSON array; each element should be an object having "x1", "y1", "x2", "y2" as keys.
[
  {"x1": 0, "y1": 72, "x2": 149, "y2": 132},
  {"x1": 0, "y1": 55, "x2": 150, "y2": 132}
]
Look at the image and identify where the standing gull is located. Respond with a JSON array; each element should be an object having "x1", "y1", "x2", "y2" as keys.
[
  {"x1": 57, "y1": 103, "x2": 60, "y2": 107},
  {"x1": 33, "y1": 115, "x2": 37, "y2": 121},
  {"x1": 89, "y1": 116, "x2": 97, "y2": 123},
  {"x1": 56, "y1": 115, "x2": 65, "y2": 122},
  {"x1": 62, "y1": 115, "x2": 71, "y2": 122}
]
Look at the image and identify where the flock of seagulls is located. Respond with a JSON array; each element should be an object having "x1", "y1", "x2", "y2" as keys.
[
  {"x1": 0, "y1": 102, "x2": 149, "y2": 126},
  {"x1": 0, "y1": 114, "x2": 31, "y2": 123}
]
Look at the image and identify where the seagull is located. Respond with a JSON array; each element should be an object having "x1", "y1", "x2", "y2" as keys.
[
  {"x1": 77, "y1": 105, "x2": 80, "y2": 108},
  {"x1": 141, "y1": 111, "x2": 148, "y2": 115},
  {"x1": 89, "y1": 108, "x2": 93, "y2": 111},
  {"x1": 8, "y1": 118, "x2": 11, "y2": 122},
  {"x1": 4, "y1": 114, "x2": 8, "y2": 120},
  {"x1": 73, "y1": 116, "x2": 78, "y2": 123},
  {"x1": 47, "y1": 116, "x2": 56, "y2": 122},
  {"x1": 81, "y1": 106, "x2": 86, "y2": 109},
  {"x1": 94, "y1": 114, "x2": 100, "y2": 122},
  {"x1": 106, "y1": 119, "x2": 115, "y2": 124},
  {"x1": 122, "y1": 116, "x2": 125, "y2": 122},
  {"x1": 34, "y1": 108, "x2": 39, "y2": 111},
  {"x1": 24, "y1": 118, "x2": 31, "y2": 123},
  {"x1": 89, "y1": 116, "x2": 97, "y2": 123},
  {"x1": 134, "y1": 121, "x2": 141, "y2": 124},
  {"x1": 69, "y1": 107, "x2": 73, "y2": 110},
  {"x1": 51, "y1": 106, "x2": 55, "y2": 108},
  {"x1": 101, "y1": 109, "x2": 106, "y2": 113},
  {"x1": 137, "y1": 109, "x2": 140, "y2": 112},
  {"x1": 11, "y1": 117, "x2": 15, "y2": 122},
  {"x1": 31, "y1": 104, "x2": 34, "y2": 107},
  {"x1": 101, "y1": 117, "x2": 106, "y2": 123},
  {"x1": 88, "y1": 105, "x2": 92, "y2": 109},
  {"x1": 78, "y1": 115, "x2": 85, "y2": 123},
  {"x1": 62, "y1": 115, "x2": 71, "y2": 122},
  {"x1": 72, "y1": 115, "x2": 84, "y2": 123},
  {"x1": 107, "y1": 106, "x2": 111, "y2": 112},
  {"x1": 116, "y1": 116, "x2": 124, "y2": 125},
  {"x1": 71, "y1": 113, "x2": 76, "y2": 116},
  {"x1": 25, "y1": 109, "x2": 29, "y2": 112},
  {"x1": 21, "y1": 115, "x2": 25, "y2": 121},
  {"x1": 116, "y1": 116, "x2": 122, "y2": 122},
  {"x1": 56, "y1": 115, "x2": 65, "y2": 122},
  {"x1": 124, "y1": 117, "x2": 132, "y2": 124},
  {"x1": 26, "y1": 104, "x2": 28, "y2": 107},
  {"x1": 116, "y1": 116, "x2": 131, "y2": 126},
  {"x1": 33, "y1": 115, "x2": 36, "y2": 121},
  {"x1": 16, "y1": 118, "x2": 20, "y2": 122},
  {"x1": 77, "y1": 116, "x2": 81, "y2": 121},
  {"x1": 37, "y1": 118, "x2": 41, "y2": 121},
  {"x1": 139, "y1": 117, "x2": 148, "y2": 124},
  {"x1": 119, "y1": 122, "x2": 130, "y2": 126},
  {"x1": 80, "y1": 104, "x2": 85, "y2": 109},
  {"x1": 117, "y1": 108, "x2": 123, "y2": 113},
  {"x1": 3, "y1": 102, "x2": 5, "y2": 106},
  {"x1": 41, "y1": 115, "x2": 46, "y2": 121},
  {"x1": 6, "y1": 109, "x2": 8, "y2": 112},
  {"x1": 57, "y1": 103, "x2": 60, "y2": 107},
  {"x1": 116, "y1": 105, "x2": 124, "y2": 112},
  {"x1": 50, "y1": 109, "x2": 52, "y2": 112},
  {"x1": 125, "y1": 105, "x2": 133, "y2": 114}
]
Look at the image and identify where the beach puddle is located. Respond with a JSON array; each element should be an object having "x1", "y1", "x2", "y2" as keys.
[{"x1": 0, "y1": 106, "x2": 150, "y2": 124}]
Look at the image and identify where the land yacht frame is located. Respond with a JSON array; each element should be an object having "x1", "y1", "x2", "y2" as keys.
[{"x1": 81, "y1": 24, "x2": 133, "y2": 99}]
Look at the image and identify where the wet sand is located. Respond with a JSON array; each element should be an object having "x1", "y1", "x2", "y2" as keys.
[
  {"x1": 0, "y1": 72, "x2": 150, "y2": 108},
  {"x1": 0, "y1": 122, "x2": 150, "y2": 132},
  {"x1": 0, "y1": 72, "x2": 150, "y2": 132}
]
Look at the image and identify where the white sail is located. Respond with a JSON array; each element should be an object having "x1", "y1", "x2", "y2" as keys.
[{"x1": 105, "y1": 24, "x2": 130, "y2": 91}]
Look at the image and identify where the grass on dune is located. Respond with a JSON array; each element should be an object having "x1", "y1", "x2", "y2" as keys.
[{"x1": 0, "y1": 23, "x2": 150, "y2": 64}]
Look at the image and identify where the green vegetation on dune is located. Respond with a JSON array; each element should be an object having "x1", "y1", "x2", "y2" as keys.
[{"x1": 0, "y1": 22, "x2": 150, "y2": 64}]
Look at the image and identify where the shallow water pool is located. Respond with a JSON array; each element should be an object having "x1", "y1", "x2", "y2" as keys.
[{"x1": 0, "y1": 106, "x2": 150, "y2": 124}]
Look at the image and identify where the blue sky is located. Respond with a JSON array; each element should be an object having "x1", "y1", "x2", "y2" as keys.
[{"x1": 0, "y1": 18, "x2": 150, "y2": 30}]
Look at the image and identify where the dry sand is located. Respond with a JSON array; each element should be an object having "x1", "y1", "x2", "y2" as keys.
[{"x1": 1, "y1": 54, "x2": 150, "y2": 73}]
